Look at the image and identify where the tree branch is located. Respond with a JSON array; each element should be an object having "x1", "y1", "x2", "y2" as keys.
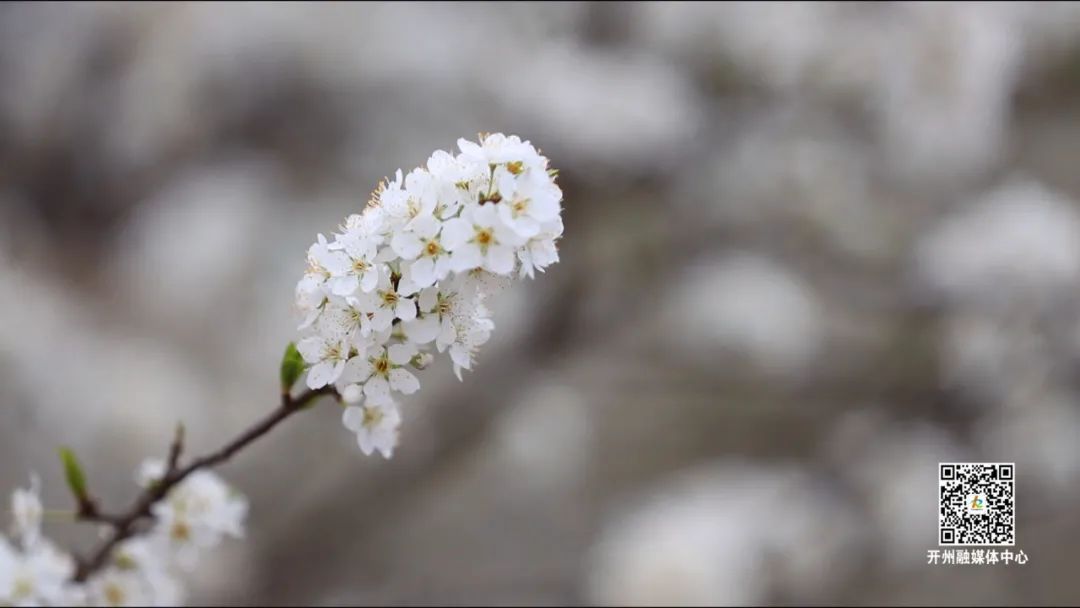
[{"x1": 72, "y1": 385, "x2": 337, "y2": 583}]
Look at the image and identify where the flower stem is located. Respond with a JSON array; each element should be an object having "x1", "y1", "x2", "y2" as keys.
[{"x1": 71, "y1": 385, "x2": 338, "y2": 583}]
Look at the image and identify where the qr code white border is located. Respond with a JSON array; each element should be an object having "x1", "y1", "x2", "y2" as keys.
[{"x1": 938, "y1": 462, "x2": 1015, "y2": 547}]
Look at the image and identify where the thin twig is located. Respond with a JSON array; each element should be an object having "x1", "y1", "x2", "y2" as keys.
[
  {"x1": 71, "y1": 386, "x2": 337, "y2": 583},
  {"x1": 166, "y1": 423, "x2": 185, "y2": 475}
]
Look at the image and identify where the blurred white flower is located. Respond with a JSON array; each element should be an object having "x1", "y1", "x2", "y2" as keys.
[
  {"x1": 587, "y1": 464, "x2": 862, "y2": 606},
  {"x1": 0, "y1": 536, "x2": 75, "y2": 607},
  {"x1": 342, "y1": 400, "x2": 402, "y2": 459},
  {"x1": 493, "y1": 42, "x2": 703, "y2": 171},
  {"x1": 667, "y1": 254, "x2": 825, "y2": 375},
  {"x1": 10, "y1": 476, "x2": 42, "y2": 550},
  {"x1": 139, "y1": 461, "x2": 248, "y2": 572},
  {"x1": 493, "y1": 384, "x2": 591, "y2": 491},
  {"x1": 975, "y1": 395, "x2": 1080, "y2": 499},
  {"x1": 82, "y1": 569, "x2": 158, "y2": 608},
  {"x1": 872, "y1": 2, "x2": 1023, "y2": 181},
  {"x1": 916, "y1": 179, "x2": 1080, "y2": 308},
  {"x1": 840, "y1": 420, "x2": 967, "y2": 570}
]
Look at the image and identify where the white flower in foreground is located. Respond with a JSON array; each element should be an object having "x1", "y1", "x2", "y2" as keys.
[
  {"x1": 442, "y1": 204, "x2": 524, "y2": 275},
  {"x1": 392, "y1": 216, "x2": 452, "y2": 291},
  {"x1": 441, "y1": 313, "x2": 495, "y2": 381},
  {"x1": 425, "y1": 149, "x2": 480, "y2": 218},
  {"x1": 518, "y1": 217, "x2": 563, "y2": 279},
  {"x1": 83, "y1": 565, "x2": 175, "y2": 608},
  {"x1": 327, "y1": 212, "x2": 386, "y2": 297},
  {"x1": 297, "y1": 334, "x2": 351, "y2": 389},
  {"x1": 10, "y1": 476, "x2": 42, "y2": 549},
  {"x1": 342, "y1": 400, "x2": 402, "y2": 458},
  {"x1": 103, "y1": 538, "x2": 183, "y2": 607},
  {"x1": 294, "y1": 272, "x2": 327, "y2": 331},
  {"x1": 400, "y1": 287, "x2": 443, "y2": 345},
  {"x1": 358, "y1": 269, "x2": 417, "y2": 331},
  {"x1": 0, "y1": 536, "x2": 75, "y2": 607},
  {"x1": 139, "y1": 461, "x2": 248, "y2": 571},
  {"x1": 457, "y1": 133, "x2": 539, "y2": 166},
  {"x1": 337, "y1": 343, "x2": 421, "y2": 403},
  {"x1": 379, "y1": 169, "x2": 435, "y2": 231},
  {"x1": 493, "y1": 166, "x2": 562, "y2": 240}
]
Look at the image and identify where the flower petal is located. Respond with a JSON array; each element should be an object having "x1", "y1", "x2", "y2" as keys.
[
  {"x1": 342, "y1": 384, "x2": 364, "y2": 403},
  {"x1": 342, "y1": 405, "x2": 365, "y2": 431},
  {"x1": 409, "y1": 257, "x2": 436, "y2": 289},
  {"x1": 440, "y1": 218, "x2": 471, "y2": 250},
  {"x1": 391, "y1": 231, "x2": 423, "y2": 260},
  {"x1": 486, "y1": 245, "x2": 516, "y2": 275},
  {"x1": 296, "y1": 336, "x2": 326, "y2": 363},
  {"x1": 357, "y1": 432, "x2": 376, "y2": 456},
  {"x1": 450, "y1": 245, "x2": 483, "y2": 273},
  {"x1": 396, "y1": 298, "x2": 417, "y2": 322},
  {"x1": 388, "y1": 343, "x2": 418, "y2": 365},
  {"x1": 364, "y1": 376, "x2": 390, "y2": 399},
  {"x1": 412, "y1": 216, "x2": 441, "y2": 240},
  {"x1": 305, "y1": 362, "x2": 334, "y2": 389},
  {"x1": 389, "y1": 368, "x2": 420, "y2": 394},
  {"x1": 360, "y1": 268, "x2": 380, "y2": 293},
  {"x1": 418, "y1": 287, "x2": 438, "y2": 312},
  {"x1": 403, "y1": 316, "x2": 440, "y2": 344},
  {"x1": 338, "y1": 356, "x2": 373, "y2": 384}
]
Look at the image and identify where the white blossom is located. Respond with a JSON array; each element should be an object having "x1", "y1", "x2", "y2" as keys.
[
  {"x1": 441, "y1": 204, "x2": 524, "y2": 276},
  {"x1": 0, "y1": 536, "x2": 74, "y2": 607},
  {"x1": 342, "y1": 399, "x2": 402, "y2": 458},
  {"x1": 294, "y1": 272, "x2": 327, "y2": 331},
  {"x1": 442, "y1": 312, "x2": 495, "y2": 381},
  {"x1": 518, "y1": 216, "x2": 563, "y2": 279},
  {"x1": 294, "y1": 133, "x2": 563, "y2": 456},
  {"x1": 296, "y1": 334, "x2": 351, "y2": 389},
  {"x1": 337, "y1": 343, "x2": 421, "y2": 404},
  {"x1": 138, "y1": 460, "x2": 248, "y2": 571},
  {"x1": 10, "y1": 476, "x2": 42, "y2": 549},
  {"x1": 82, "y1": 565, "x2": 179, "y2": 608},
  {"x1": 356, "y1": 267, "x2": 418, "y2": 332},
  {"x1": 392, "y1": 216, "x2": 453, "y2": 292},
  {"x1": 108, "y1": 538, "x2": 183, "y2": 607}
]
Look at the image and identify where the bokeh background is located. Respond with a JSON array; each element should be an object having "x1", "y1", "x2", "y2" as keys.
[{"x1": 3, "y1": 1, "x2": 1080, "y2": 605}]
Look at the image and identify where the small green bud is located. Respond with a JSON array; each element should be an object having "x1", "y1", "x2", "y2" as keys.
[
  {"x1": 59, "y1": 447, "x2": 88, "y2": 502},
  {"x1": 280, "y1": 342, "x2": 306, "y2": 393},
  {"x1": 410, "y1": 352, "x2": 434, "y2": 370}
]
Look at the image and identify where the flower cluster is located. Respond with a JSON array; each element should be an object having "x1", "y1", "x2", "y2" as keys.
[
  {"x1": 0, "y1": 477, "x2": 72, "y2": 607},
  {"x1": 294, "y1": 133, "x2": 563, "y2": 458},
  {"x1": 0, "y1": 465, "x2": 247, "y2": 607}
]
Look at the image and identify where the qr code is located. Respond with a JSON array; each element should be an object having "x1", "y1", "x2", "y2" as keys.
[{"x1": 939, "y1": 463, "x2": 1015, "y2": 546}]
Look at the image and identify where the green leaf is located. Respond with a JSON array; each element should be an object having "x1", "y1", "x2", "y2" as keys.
[
  {"x1": 58, "y1": 447, "x2": 88, "y2": 501},
  {"x1": 280, "y1": 341, "x2": 306, "y2": 392}
]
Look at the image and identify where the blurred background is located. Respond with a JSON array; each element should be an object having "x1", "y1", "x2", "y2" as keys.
[{"x1": 2, "y1": 1, "x2": 1080, "y2": 605}]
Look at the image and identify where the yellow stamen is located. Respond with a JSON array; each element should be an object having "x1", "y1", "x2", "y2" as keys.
[
  {"x1": 12, "y1": 578, "x2": 33, "y2": 601},
  {"x1": 374, "y1": 355, "x2": 390, "y2": 376},
  {"x1": 362, "y1": 407, "x2": 384, "y2": 427},
  {"x1": 171, "y1": 521, "x2": 191, "y2": 542},
  {"x1": 104, "y1": 583, "x2": 125, "y2": 606}
]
